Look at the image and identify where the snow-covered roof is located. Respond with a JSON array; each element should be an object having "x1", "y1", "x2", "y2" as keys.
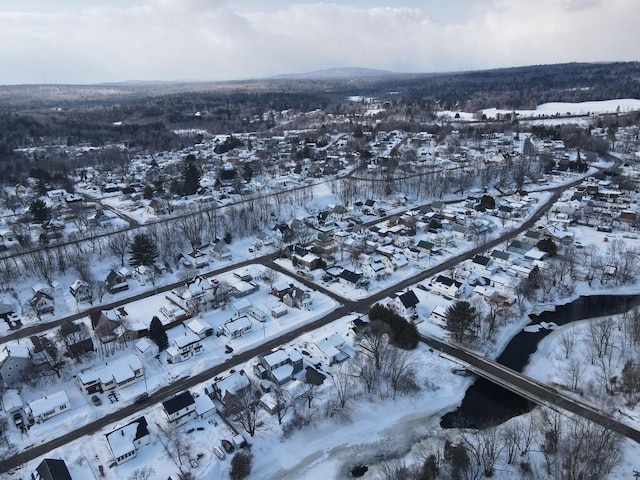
[
  {"x1": 28, "y1": 390, "x2": 69, "y2": 417},
  {"x1": 174, "y1": 333, "x2": 201, "y2": 348},
  {"x1": 216, "y1": 371, "x2": 250, "y2": 398},
  {"x1": 77, "y1": 354, "x2": 142, "y2": 386},
  {"x1": 2, "y1": 389, "x2": 22, "y2": 412},
  {"x1": 135, "y1": 337, "x2": 158, "y2": 355},
  {"x1": 194, "y1": 394, "x2": 216, "y2": 417},
  {"x1": 106, "y1": 417, "x2": 149, "y2": 460}
]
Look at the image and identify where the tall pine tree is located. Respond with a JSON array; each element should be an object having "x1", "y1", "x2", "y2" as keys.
[
  {"x1": 129, "y1": 234, "x2": 159, "y2": 267},
  {"x1": 149, "y1": 316, "x2": 168, "y2": 351}
]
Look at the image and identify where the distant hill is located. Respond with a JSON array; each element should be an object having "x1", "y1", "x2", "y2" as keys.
[{"x1": 273, "y1": 67, "x2": 395, "y2": 80}]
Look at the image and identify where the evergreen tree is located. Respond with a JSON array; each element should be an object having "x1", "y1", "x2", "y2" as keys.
[
  {"x1": 445, "y1": 301, "x2": 478, "y2": 342},
  {"x1": 149, "y1": 316, "x2": 168, "y2": 351},
  {"x1": 29, "y1": 199, "x2": 51, "y2": 224},
  {"x1": 183, "y1": 160, "x2": 201, "y2": 196},
  {"x1": 129, "y1": 234, "x2": 159, "y2": 267}
]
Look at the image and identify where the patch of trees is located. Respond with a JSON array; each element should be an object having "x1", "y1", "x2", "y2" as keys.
[
  {"x1": 214, "y1": 135, "x2": 243, "y2": 154},
  {"x1": 373, "y1": 407, "x2": 621, "y2": 480},
  {"x1": 368, "y1": 304, "x2": 419, "y2": 350},
  {"x1": 444, "y1": 301, "x2": 478, "y2": 343},
  {"x1": 536, "y1": 238, "x2": 558, "y2": 257}
]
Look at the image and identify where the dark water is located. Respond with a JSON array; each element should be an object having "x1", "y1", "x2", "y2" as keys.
[{"x1": 441, "y1": 294, "x2": 640, "y2": 429}]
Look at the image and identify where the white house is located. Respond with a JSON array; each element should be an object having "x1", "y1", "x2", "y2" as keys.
[
  {"x1": 392, "y1": 290, "x2": 420, "y2": 318},
  {"x1": 194, "y1": 394, "x2": 217, "y2": 419},
  {"x1": 77, "y1": 354, "x2": 144, "y2": 395},
  {"x1": 211, "y1": 242, "x2": 232, "y2": 260},
  {"x1": 134, "y1": 337, "x2": 159, "y2": 360},
  {"x1": 219, "y1": 316, "x2": 252, "y2": 339},
  {"x1": 162, "y1": 391, "x2": 196, "y2": 426},
  {"x1": 106, "y1": 416, "x2": 150, "y2": 465},
  {"x1": 69, "y1": 279, "x2": 92, "y2": 303},
  {"x1": 185, "y1": 318, "x2": 214, "y2": 339},
  {"x1": 430, "y1": 275, "x2": 464, "y2": 299},
  {"x1": 166, "y1": 333, "x2": 203, "y2": 364},
  {"x1": 300, "y1": 333, "x2": 349, "y2": 366},
  {"x1": 27, "y1": 390, "x2": 70, "y2": 423}
]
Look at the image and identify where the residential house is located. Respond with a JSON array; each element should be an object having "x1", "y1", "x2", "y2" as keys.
[
  {"x1": 178, "y1": 249, "x2": 210, "y2": 269},
  {"x1": 218, "y1": 316, "x2": 252, "y2": 338},
  {"x1": 392, "y1": 290, "x2": 420, "y2": 318},
  {"x1": 76, "y1": 354, "x2": 144, "y2": 394},
  {"x1": 293, "y1": 251, "x2": 322, "y2": 271},
  {"x1": 361, "y1": 258, "x2": 388, "y2": 280},
  {"x1": 30, "y1": 291, "x2": 54, "y2": 316},
  {"x1": 490, "y1": 249, "x2": 511, "y2": 267},
  {"x1": 162, "y1": 391, "x2": 196, "y2": 426},
  {"x1": 468, "y1": 254, "x2": 499, "y2": 276},
  {"x1": 194, "y1": 394, "x2": 217, "y2": 419},
  {"x1": 106, "y1": 416, "x2": 150, "y2": 465},
  {"x1": 134, "y1": 337, "x2": 159, "y2": 360},
  {"x1": 210, "y1": 371, "x2": 251, "y2": 414},
  {"x1": 403, "y1": 246, "x2": 424, "y2": 261},
  {"x1": 231, "y1": 280, "x2": 259, "y2": 298},
  {"x1": 231, "y1": 298, "x2": 252, "y2": 317},
  {"x1": 415, "y1": 239, "x2": 440, "y2": 256},
  {"x1": 133, "y1": 265, "x2": 155, "y2": 285},
  {"x1": 283, "y1": 287, "x2": 313, "y2": 310},
  {"x1": 69, "y1": 279, "x2": 92, "y2": 303},
  {"x1": 31, "y1": 458, "x2": 72, "y2": 480},
  {"x1": 185, "y1": 318, "x2": 214, "y2": 339},
  {"x1": 211, "y1": 242, "x2": 232, "y2": 260},
  {"x1": 300, "y1": 333, "x2": 349, "y2": 366},
  {"x1": 430, "y1": 275, "x2": 464, "y2": 299},
  {"x1": 105, "y1": 270, "x2": 129, "y2": 294},
  {"x1": 271, "y1": 281, "x2": 292, "y2": 299},
  {"x1": 254, "y1": 349, "x2": 303, "y2": 386},
  {"x1": 255, "y1": 231, "x2": 275, "y2": 248},
  {"x1": 147, "y1": 198, "x2": 168, "y2": 216},
  {"x1": 90, "y1": 309, "x2": 121, "y2": 343},
  {"x1": 0, "y1": 345, "x2": 32, "y2": 387},
  {"x1": 2, "y1": 389, "x2": 23, "y2": 417},
  {"x1": 271, "y1": 304, "x2": 288, "y2": 318},
  {"x1": 508, "y1": 239, "x2": 534, "y2": 256},
  {"x1": 27, "y1": 390, "x2": 70, "y2": 424},
  {"x1": 171, "y1": 276, "x2": 214, "y2": 314},
  {"x1": 166, "y1": 333, "x2": 203, "y2": 364},
  {"x1": 338, "y1": 269, "x2": 368, "y2": 289}
]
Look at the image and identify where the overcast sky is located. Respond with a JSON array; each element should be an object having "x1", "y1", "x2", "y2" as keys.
[{"x1": 0, "y1": 0, "x2": 637, "y2": 85}]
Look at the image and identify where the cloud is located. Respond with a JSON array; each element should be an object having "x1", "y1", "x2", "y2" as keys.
[{"x1": 0, "y1": 0, "x2": 637, "y2": 84}]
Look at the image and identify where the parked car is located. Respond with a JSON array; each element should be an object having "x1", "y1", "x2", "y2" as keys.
[
  {"x1": 221, "y1": 439, "x2": 235, "y2": 454},
  {"x1": 91, "y1": 395, "x2": 102, "y2": 406},
  {"x1": 189, "y1": 458, "x2": 198, "y2": 468},
  {"x1": 134, "y1": 392, "x2": 149, "y2": 404},
  {"x1": 214, "y1": 446, "x2": 226, "y2": 460}
]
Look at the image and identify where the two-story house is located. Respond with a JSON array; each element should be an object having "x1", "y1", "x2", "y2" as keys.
[
  {"x1": 77, "y1": 354, "x2": 144, "y2": 394},
  {"x1": 392, "y1": 290, "x2": 420, "y2": 318},
  {"x1": 166, "y1": 333, "x2": 203, "y2": 364},
  {"x1": 162, "y1": 391, "x2": 196, "y2": 426},
  {"x1": 254, "y1": 349, "x2": 303, "y2": 386},
  {"x1": 282, "y1": 287, "x2": 313, "y2": 311},
  {"x1": 0, "y1": 344, "x2": 32, "y2": 387},
  {"x1": 105, "y1": 270, "x2": 129, "y2": 294},
  {"x1": 209, "y1": 370, "x2": 251, "y2": 414},
  {"x1": 106, "y1": 416, "x2": 150, "y2": 465}
]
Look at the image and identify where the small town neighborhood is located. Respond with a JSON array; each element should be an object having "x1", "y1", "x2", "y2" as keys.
[{"x1": 0, "y1": 90, "x2": 640, "y2": 480}]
